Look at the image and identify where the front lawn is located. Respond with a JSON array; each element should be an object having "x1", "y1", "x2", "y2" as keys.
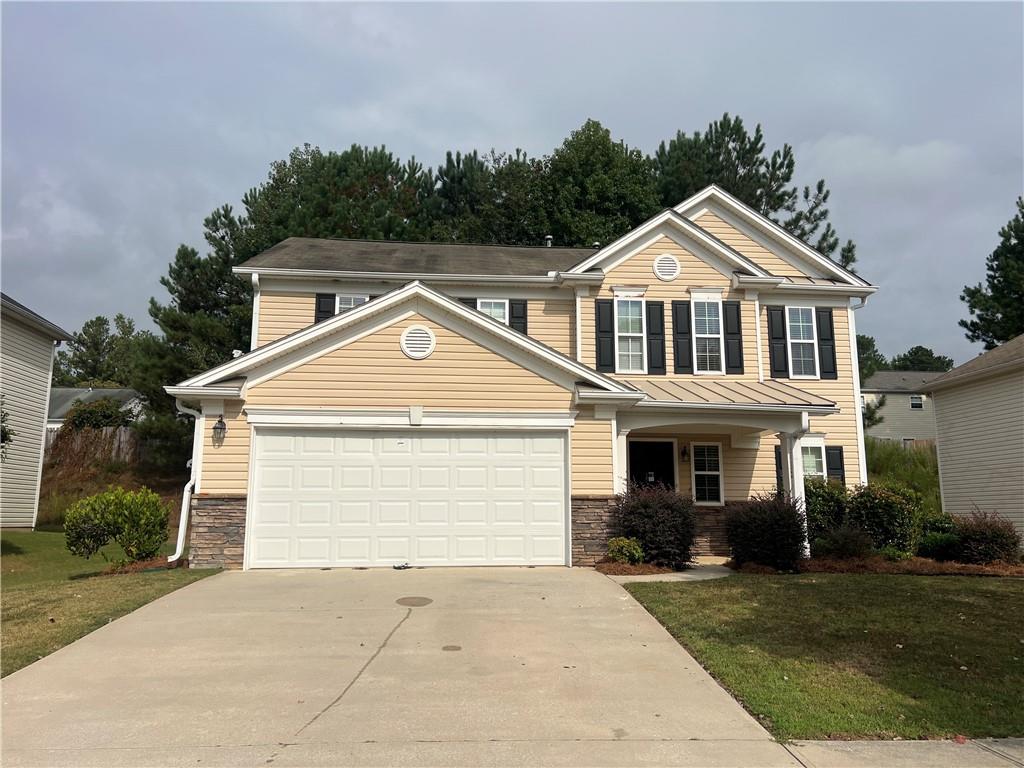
[
  {"x1": 627, "y1": 574, "x2": 1024, "y2": 740},
  {"x1": 1, "y1": 530, "x2": 215, "y2": 677}
]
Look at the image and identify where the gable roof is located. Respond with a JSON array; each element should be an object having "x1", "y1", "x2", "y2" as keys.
[
  {"x1": 674, "y1": 185, "x2": 874, "y2": 288},
  {"x1": 48, "y1": 388, "x2": 142, "y2": 420},
  {"x1": 862, "y1": 371, "x2": 946, "y2": 393},
  {"x1": 1, "y1": 292, "x2": 71, "y2": 341},
  {"x1": 235, "y1": 237, "x2": 594, "y2": 278},
  {"x1": 928, "y1": 335, "x2": 1024, "y2": 392},
  {"x1": 167, "y1": 281, "x2": 633, "y2": 397}
]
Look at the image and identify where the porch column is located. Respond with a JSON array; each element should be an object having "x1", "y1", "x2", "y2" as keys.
[
  {"x1": 613, "y1": 426, "x2": 630, "y2": 495},
  {"x1": 779, "y1": 432, "x2": 810, "y2": 557}
]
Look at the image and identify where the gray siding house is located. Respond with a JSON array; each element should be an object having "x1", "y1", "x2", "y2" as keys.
[
  {"x1": 929, "y1": 335, "x2": 1024, "y2": 538},
  {"x1": 0, "y1": 294, "x2": 71, "y2": 527},
  {"x1": 862, "y1": 371, "x2": 945, "y2": 443}
]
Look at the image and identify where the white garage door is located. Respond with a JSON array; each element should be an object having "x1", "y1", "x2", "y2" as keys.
[{"x1": 247, "y1": 429, "x2": 567, "y2": 568}]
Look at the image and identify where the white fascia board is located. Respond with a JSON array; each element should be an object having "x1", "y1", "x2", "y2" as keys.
[
  {"x1": 244, "y1": 406, "x2": 577, "y2": 429},
  {"x1": 753, "y1": 281, "x2": 878, "y2": 299},
  {"x1": 633, "y1": 399, "x2": 838, "y2": 416},
  {"x1": 574, "y1": 389, "x2": 647, "y2": 405},
  {"x1": 233, "y1": 265, "x2": 577, "y2": 286},
  {"x1": 675, "y1": 185, "x2": 873, "y2": 288},
  {"x1": 927, "y1": 360, "x2": 1024, "y2": 393},
  {"x1": 164, "y1": 385, "x2": 244, "y2": 399}
]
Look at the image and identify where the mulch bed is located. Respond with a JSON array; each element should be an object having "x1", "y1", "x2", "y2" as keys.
[
  {"x1": 102, "y1": 557, "x2": 183, "y2": 575},
  {"x1": 594, "y1": 558, "x2": 676, "y2": 575},
  {"x1": 801, "y1": 556, "x2": 1024, "y2": 577}
]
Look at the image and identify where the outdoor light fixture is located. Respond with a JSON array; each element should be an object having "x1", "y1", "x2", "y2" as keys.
[
  {"x1": 212, "y1": 416, "x2": 228, "y2": 441},
  {"x1": 680, "y1": 445, "x2": 689, "y2": 462}
]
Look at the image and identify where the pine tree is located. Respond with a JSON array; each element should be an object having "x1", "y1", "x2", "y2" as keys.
[
  {"x1": 961, "y1": 197, "x2": 1024, "y2": 349},
  {"x1": 856, "y1": 334, "x2": 888, "y2": 383},
  {"x1": 890, "y1": 346, "x2": 954, "y2": 372}
]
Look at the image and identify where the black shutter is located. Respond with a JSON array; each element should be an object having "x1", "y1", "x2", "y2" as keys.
[
  {"x1": 458, "y1": 297, "x2": 477, "y2": 309},
  {"x1": 314, "y1": 293, "x2": 335, "y2": 323},
  {"x1": 595, "y1": 299, "x2": 615, "y2": 372},
  {"x1": 671, "y1": 301, "x2": 693, "y2": 374},
  {"x1": 723, "y1": 300, "x2": 744, "y2": 375},
  {"x1": 825, "y1": 446, "x2": 846, "y2": 484},
  {"x1": 767, "y1": 306, "x2": 789, "y2": 378},
  {"x1": 816, "y1": 308, "x2": 838, "y2": 380},
  {"x1": 774, "y1": 445, "x2": 784, "y2": 492},
  {"x1": 509, "y1": 300, "x2": 528, "y2": 334},
  {"x1": 646, "y1": 302, "x2": 666, "y2": 375}
]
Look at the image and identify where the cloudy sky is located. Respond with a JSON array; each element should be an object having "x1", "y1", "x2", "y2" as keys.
[{"x1": 3, "y1": 2, "x2": 1021, "y2": 364}]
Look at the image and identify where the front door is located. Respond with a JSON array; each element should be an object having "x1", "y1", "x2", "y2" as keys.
[{"x1": 628, "y1": 440, "x2": 676, "y2": 489}]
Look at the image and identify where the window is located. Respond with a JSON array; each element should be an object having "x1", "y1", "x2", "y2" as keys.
[
  {"x1": 691, "y1": 443, "x2": 723, "y2": 505},
  {"x1": 692, "y1": 299, "x2": 724, "y2": 373},
  {"x1": 476, "y1": 299, "x2": 509, "y2": 325},
  {"x1": 801, "y1": 445, "x2": 826, "y2": 479},
  {"x1": 903, "y1": 438, "x2": 915, "y2": 448},
  {"x1": 336, "y1": 294, "x2": 369, "y2": 314},
  {"x1": 615, "y1": 298, "x2": 645, "y2": 373},
  {"x1": 786, "y1": 306, "x2": 818, "y2": 378},
  {"x1": 910, "y1": 395, "x2": 923, "y2": 410}
]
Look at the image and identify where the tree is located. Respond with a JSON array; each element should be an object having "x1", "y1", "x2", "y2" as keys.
[
  {"x1": 862, "y1": 394, "x2": 886, "y2": 430},
  {"x1": 856, "y1": 334, "x2": 888, "y2": 383},
  {"x1": 961, "y1": 197, "x2": 1024, "y2": 349},
  {"x1": 890, "y1": 345, "x2": 954, "y2": 372},
  {"x1": 53, "y1": 314, "x2": 149, "y2": 387}
]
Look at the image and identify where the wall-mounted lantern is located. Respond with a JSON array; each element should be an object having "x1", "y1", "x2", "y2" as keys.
[
  {"x1": 680, "y1": 445, "x2": 689, "y2": 463},
  {"x1": 212, "y1": 416, "x2": 228, "y2": 445}
]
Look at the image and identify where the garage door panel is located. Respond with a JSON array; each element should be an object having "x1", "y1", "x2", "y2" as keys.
[{"x1": 248, "y1": 429, "x2": 566, "y2": 568}]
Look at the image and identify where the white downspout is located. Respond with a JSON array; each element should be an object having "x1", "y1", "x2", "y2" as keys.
[{"x1": 168, "y1": 399, "x2": 202, "y2": 564}]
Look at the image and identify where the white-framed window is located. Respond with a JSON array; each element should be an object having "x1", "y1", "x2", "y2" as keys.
[
  {"x1": 614, "y1": 296, "x2": 646, "y2": 374},
  {"x1": 336, "y1": 294, "x2": 369, "y2": 314},
  {"x1": 691, "y1": 294, "x2": 724, "y2": 374},
  {"x1": 786, "y1": 306, "x2": 818, "y2": 378},
  {"x1": 477, "y1": 298, "x2": 509, "y2": 325},
  {"x1": 800, "y1": 435, "x2": 826, "y2": 481},
  {"x1": 910, "y1": 395, "x2": 924, "y2": 410},
  {"x1": 691, "y1": 442, "x2": 723, "y2": 506}
]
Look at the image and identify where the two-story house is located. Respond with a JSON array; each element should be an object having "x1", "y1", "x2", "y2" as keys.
[
  {"x1": 861, "y1": 370, "x2": 943, "y2": 444},
  {"x1": 166, "y1": 185, "x2": 876, "y2": 569}
]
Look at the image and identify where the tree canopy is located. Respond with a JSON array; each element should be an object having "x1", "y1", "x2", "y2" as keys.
[
  {"x1": 889, "y1": 345, "x2": 954, "y2": 372},
  {"x1": 856, "y1": 334, "x2": 888, "y2": 383},
  {"x1": 961, "y1": 197, "x2": 1024, "y2": 350}
]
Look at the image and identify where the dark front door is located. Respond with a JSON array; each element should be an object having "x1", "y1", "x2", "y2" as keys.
[{"x1": 628, "y1": 440, "x2": 676, "y2": 489}]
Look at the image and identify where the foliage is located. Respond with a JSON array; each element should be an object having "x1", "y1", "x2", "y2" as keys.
[
  {"x1": 889, "y1": 345, "x2": 954, "y2": 371},
  {"x1": 131, "y1": 411, "x2": 193, "y2": 470},
  {"x1": 845, "y1": 482, "x2": 922, "y2": 551},
  {"x1": 856, "y1": 334, "x2": 888, "y2": 382},
  {"x1": 64, "y1": 487, "x2": 168, "y2": 563},
  {"x1": 725, "y1": 492, "x2": 806, "y2": 571},
  {"x1": 616, "y1": 485, "x2": 696, "y2": 569},
  {"x1": 862, "y1": 394, "x2": 886, "y2": 430},
  {"x1": 811, "y1": 525, "x2": 874, "y2": 560},
  {"x1": 0, "y1": 398, "x2": 13, "y2": 462},
  {"x1": 63, "y1": 397, "x2": 132, "y2": 430},
  {"x1": 953, "y1": 510, "x2": 1022, "y2": 564},
  {"x1": 961, "y1": 196, "x2": 1024, "y2": 349},
  {"x1": 606, "y1": 536, "x2": 644, "y2": 565},
  {"x1": 917, "y1": 532, "x2": 962, "y2": 562},
  {"x1": 803, "y1": 477, "x2": 847, "y2": 542},
  {"x1": 52, "y1": 314, "x2": 151, "y2": 388},
  {"x1": 876, "y1": 545, "x2": 913, "y2": 562},
  {"x1": 865, "y1": 436, "x2": 941, "y2": 518},
  {"x1": 919, "y1": 508, "x2": 955, "y2": 536}
]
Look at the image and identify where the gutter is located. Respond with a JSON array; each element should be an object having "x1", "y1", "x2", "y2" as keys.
[
  {"x1": 231, "y1": 266, "x2": 605, "y2": 286},
  {"x1": 168, "y1": 399, "x2": 201, "y2": 564}
]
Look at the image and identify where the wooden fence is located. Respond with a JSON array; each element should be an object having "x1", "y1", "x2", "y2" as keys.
[{"x1": 45, "y1": 426, "x2": 141, "y2": 465}]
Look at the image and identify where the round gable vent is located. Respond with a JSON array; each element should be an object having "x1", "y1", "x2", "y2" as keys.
[
  {"x1": 400, "y1": 325, "x2": 436, "y2": 359},
  {"x1": 653, "y1": 254, "x2": 681, "y2": 281}
]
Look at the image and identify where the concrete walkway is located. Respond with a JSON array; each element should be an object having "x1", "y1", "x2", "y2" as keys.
[{"x1": 787, "y1": 739, "x2": 1024, "y2": 767}]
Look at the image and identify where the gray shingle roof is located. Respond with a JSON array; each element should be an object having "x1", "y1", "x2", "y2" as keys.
[
  {"x1": 928, "y1": 334, "x2": 1024, "y2": 391},
  {"x1": 48, "y1": 388, "x2": 142, "y2": 421},
  {"x1": 862, "y1": 371, "x2": 947, "y2": 392},
  {"x1": 1, "y1": 292, "x2": 71, "y2": 341}
]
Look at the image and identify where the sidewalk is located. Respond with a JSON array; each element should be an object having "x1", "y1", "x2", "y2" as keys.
[{"x1": 786, "y1": 738, "x2": 1024, "y2": 767}]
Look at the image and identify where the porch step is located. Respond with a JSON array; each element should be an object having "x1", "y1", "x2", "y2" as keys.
[{"x1": 694, "y1": 508, "x2": 730, "y2": 557}]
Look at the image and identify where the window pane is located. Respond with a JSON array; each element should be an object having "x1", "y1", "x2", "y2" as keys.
[
  {"x1": 693, "y1": 445, "x2": 720, "y2": 473},
  {"x1": 910, "y1": 395, "x2": 923, "y2": 409},
  {"x1": 694, "y1": 473, "x2": 721, "y2": 503},
  {"x1": 617, "y1": 337, "x2": 643, "y2": 371},
  {"x1": 791, "y1": 342, "x2": 817, "y2": 376},
  {"x1": 694, "y1": 302, "x2": 720, "y2": 335},
  {"x1": 478, "y1": 300, "x2": 507, "y2": 323},
  {"x1": 695, "y1": 337, "x2": 722, "y2": 372},
  {"x1": 617, "y1": 300, "x2": 642, "y2": 334},
  {"x1": 338, "y1": 295, "x2": 368, "y2": 312},
  {"x1": 788, "y1": 307, "x2": 814, "y2": 341},
  {"x1": 802, "y1": 446, "x2": 825, "y2": 477}
]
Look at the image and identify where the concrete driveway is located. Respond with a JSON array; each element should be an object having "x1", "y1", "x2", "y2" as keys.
[{"x1": 2, "y1": 568, "x2": 798, "y2": 767}]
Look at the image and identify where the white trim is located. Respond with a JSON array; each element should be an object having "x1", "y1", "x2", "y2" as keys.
[
  {"x1": 31, "y1": 342, "x2": 59, "y2": 528},
  {"x1": 234, "y1": 265, "x2": 605, "y2": 286},
  {"x1": 754, "y1": 294, "x2": 764, "y2": 382},
  {"x1": 574, "y1": 287, "x2": 586, "y2": 362},
  {"x1": 909, "y1": 394, "x2": 924, "y2": 410},
  {"x1": 847, "y1": 304, "x2": 868, "y2": 485},
  {"x1": 335, "y1": 292, "x2": 370, "y2": 315},
  {"x1": 653, "y1": 254, "x2": 680, "y2": 281},
  {"x1": 690, "y1": 441, "x2": 724, "y2": 507},
  {"x1": 690, "y1": 295, "x2": 725, "y2": 375},
  {"x1": 258, "y1": 276, "x2": 581, "y2": 300},
  {"x1": 242, "y1": 407, "x2": 577, "y2": 430},
  {"x1": 476, "y1": 297, "x2": 510, "y2": 325},
  {"x1": 242, "y1": 422, "x2": 257, "y2": 571},
  {"x1": 785, "y1": 306, "x2": 819, "y2": 380},
  {"x1": 564, "y1": 425, "x2": 573, "y2": 567},
  {"x1": 165, "y1": 384, "x2": 244, "y2": 399},
  {"x1": 799, "y1": 435, "x2": 827, "y2": 481},
  {"x1": 399, "y1": 324, "x2": 436, "y2": 359},
  {"x1": 249, "y1": 274, "x2": 261, "y2": 351},
  {"x1": 194, "y1": 412, "x2": 206, "y2": 494},
  {"x1": 628, "y1": 436, "x2": 679, "y2": 490},
  {"x1": 613, "y1": 296, "x2": 647, "y2": 374}
]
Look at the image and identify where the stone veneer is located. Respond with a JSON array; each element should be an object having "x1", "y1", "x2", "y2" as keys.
[{"x1": 189, "y1": 496, "x2": 247, "y2": 569}]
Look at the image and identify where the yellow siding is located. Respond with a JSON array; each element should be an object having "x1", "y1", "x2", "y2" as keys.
[
  {"x1": 198, "y1": 401, "x2": 249, "y2": 495},
  {"x1": 257, "y1": 291, "x2": 315, "y2": 347},
  {"x1": 691, "y1": 210, "x2": 808, "y2": 278},
  {"x1": 571, "y1": 408, "x2": 614, "y2": 495},
  {"x1": 529, "y1": 298, "x2": 574, "y2": 356}
]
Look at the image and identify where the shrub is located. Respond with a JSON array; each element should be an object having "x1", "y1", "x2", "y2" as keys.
[
  {"x1": 920, "y1": 509, "x2": 956, "y2": 536},
  {"x1": 725, "y1": 492, "x2": 806, "y2": 571},
  {"x1": 606, "y1": 537, "x2": 644, "y2": 565},
  {"x1": 64, "y1": 398, "x2": 132, "y2": 430},
  {"x1": 876, "y1": 544, "x2": 913, "y2": 562},
  {"x1": 64, "y1": 487, "x2": 168, "y2": 563},
  {"x1": 953, "y1": 511, "x2": 1022, "y2": 564},
  {"x1": 845, "y1": 482, "x2": 922, "y2": 551},
  {"x1": 917, "y1": 531, "x2": 962, "y2": 562},
  {"x1": 804, "y1": 478, "x2": 847, "y2": 541},
  {"x1": 865, "y1": 436, "x2": 942, "y2": 517},
  {"x1": 617, "y1": 485, "x2": 696, "y2": 569},
  {"x1": 812, "y1": 525, "x2": 874, "y2": 559}
]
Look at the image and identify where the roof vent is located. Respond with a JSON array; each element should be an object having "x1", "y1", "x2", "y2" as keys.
[
  {"x1": 544, "y1": 235, "x2": 553, "y2": 247},
  {"x1": 231, "y1": 349, "x2": 244, "y2": 358},
  {"x1": 400, "y1": 325, "x2": 436, "y2": 360},
  {"x1": 653, "y1": 254, "x2": 681, "y2": 282}
]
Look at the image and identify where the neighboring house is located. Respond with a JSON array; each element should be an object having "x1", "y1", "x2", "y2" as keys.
[
  {"x1": 861, "y1": 371, "x2": 945, "y2": 443},
  {"x1": 0, "y1": 293, "x2": 71, "y2": 528},
  {"x1": 166, "y1": 185, "x2": 877, "y2": 570},
  {"x1": 929, "y1": 335, "x2": 1024, "y2": 538},
  {"x1": 47, "y1": 387, "x2": 144, "y2": 432}
]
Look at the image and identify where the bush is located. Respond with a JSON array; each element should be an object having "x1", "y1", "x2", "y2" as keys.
[
  {"x1": 812, "y1": 525, "x2": 874, "y2": 559},
  {"x1": 64, "y1": 487, "x2": 169, "y2": 563},
  {"x1": 725, "y1": 492, "x2": 806, "y2": 571},
  {"x1": 876, "y1": 544, "x2": 913, "y2": 562},
  {"x1": 917, "y1": 531, "x2": 962, "y2": 562},
  {"x1": 617, "y1": 485, "x2": 696, "y2": 569},
  {"x1": 920, "y1": 509, "x2": 956, "y2": 536},
  {"x1": 804, "y1": 478, "x2": 847, "y2": 541},
  {"x1": 845, "y1": 482, "x2": 922, "y2": 551},
  {"x1": 64, "y1": 398, "x2": 132, "y2": 430},
  {"x1": 953, "y1": 511, "x2": 1022, "y2": 564},
  {"x1": 865, "y1": 436, "x2": 942, "y2": 518},
  {"x1": 606, "y1": 537, "x2": 644, "y2": 565}
]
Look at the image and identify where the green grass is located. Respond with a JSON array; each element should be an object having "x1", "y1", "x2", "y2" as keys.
[
  {"x1": 866, "y1": 437, "x2": 941, "y2": 516},
  {"x1": 1, "y1": 530, "x2": 215, "y2": 677},
  {"x1": 627, "y1": 574, "x2": 1024, "y2": 740}
]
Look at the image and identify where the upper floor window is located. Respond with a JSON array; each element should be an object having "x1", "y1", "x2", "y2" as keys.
[
  {"x1": 786, "y1": 306, "x2": 818, "y2": 378},
  {"x1": 615, "y1": 297, "x2": 645, "y2": 373},
  {"x1": 337, "y1": 294, "x2": 369, "y2": 314},
  {"x1": 477, "y1": 299, "x2": 509, "y2": 325},
  {"x1": 692, "y1": 298, "x2": 724, "y2": 374},
  {"x1": 910, "y1": 394, "x2": 924, "y2": 410}
]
